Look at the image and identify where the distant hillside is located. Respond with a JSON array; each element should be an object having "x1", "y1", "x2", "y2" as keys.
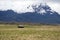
[{"x1": 0, "y1": 3, "x2": 60, "y2": 24}]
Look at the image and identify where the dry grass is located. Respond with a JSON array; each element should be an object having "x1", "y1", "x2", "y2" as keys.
[{"x1": 0, "y1": 24, "x2": 60, "y2": 40}]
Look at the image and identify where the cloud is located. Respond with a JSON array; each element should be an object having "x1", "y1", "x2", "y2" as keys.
[
  {"x1": 0, "y1": 0, "x2": 60, "y2": 14},
  {"x1": 51, "y1": 0, "x2": 60, "y2": 3},
  {"x1": 47, "y1": 2, "x2": 60, "y2": 14},
  {"x1": 0, "y1": 0, "x2": 40, "y2": 13}
]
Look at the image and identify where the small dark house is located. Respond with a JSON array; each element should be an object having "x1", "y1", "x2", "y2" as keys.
[{"x1": 18, "y1": 25, "x2": 24, "y2": 28}]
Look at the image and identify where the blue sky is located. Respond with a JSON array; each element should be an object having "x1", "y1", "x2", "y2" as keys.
[{"x1": 0, "y1": 0, "x2": 60, "y2": 14}]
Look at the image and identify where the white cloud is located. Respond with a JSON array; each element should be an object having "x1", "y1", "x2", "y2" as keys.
[
  {"x1": 0, "y1": 1, "x2": 40, "y2": 13},
  {"x1": 0, "y1": 0, "x2": 60, "y2": 14},
  {"x1": 11, "y1": 1, "x2": 35, "y2": 13},
  {"x1": 47, "y1": 2, "x2": 60, "y2": 14}
]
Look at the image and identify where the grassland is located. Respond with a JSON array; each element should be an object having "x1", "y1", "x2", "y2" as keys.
[{"x1": 0, "y1": 24, "x2": 60, "y2": 40}]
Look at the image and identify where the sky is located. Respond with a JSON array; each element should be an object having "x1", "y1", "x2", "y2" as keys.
[{"x1": 0, "y1": 0, "x2": 60, "y2": 14}]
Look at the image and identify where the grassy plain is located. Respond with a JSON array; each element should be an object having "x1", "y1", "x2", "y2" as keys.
[{"x1": 0, "y1": 24, "x2": 60, "y2": 40}]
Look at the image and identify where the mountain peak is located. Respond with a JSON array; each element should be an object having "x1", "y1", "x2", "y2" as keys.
[
  {"x1": 40, "y1": 3, "x2": 47, "y2": 7},
  {"x1": 0, "y1": 3, "x2": 60, "y2": 24},
  {"x1": 31, "y1": 3, "x2": 58, "y2": 15}
]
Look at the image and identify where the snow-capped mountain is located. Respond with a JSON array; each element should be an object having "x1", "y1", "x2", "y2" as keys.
[
  {"x1": 0, "y1": 3, "x2": 60, "y2": 24},
  {"x1": 31, "y1": 3, "x2": 58, "y2": 15}
]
